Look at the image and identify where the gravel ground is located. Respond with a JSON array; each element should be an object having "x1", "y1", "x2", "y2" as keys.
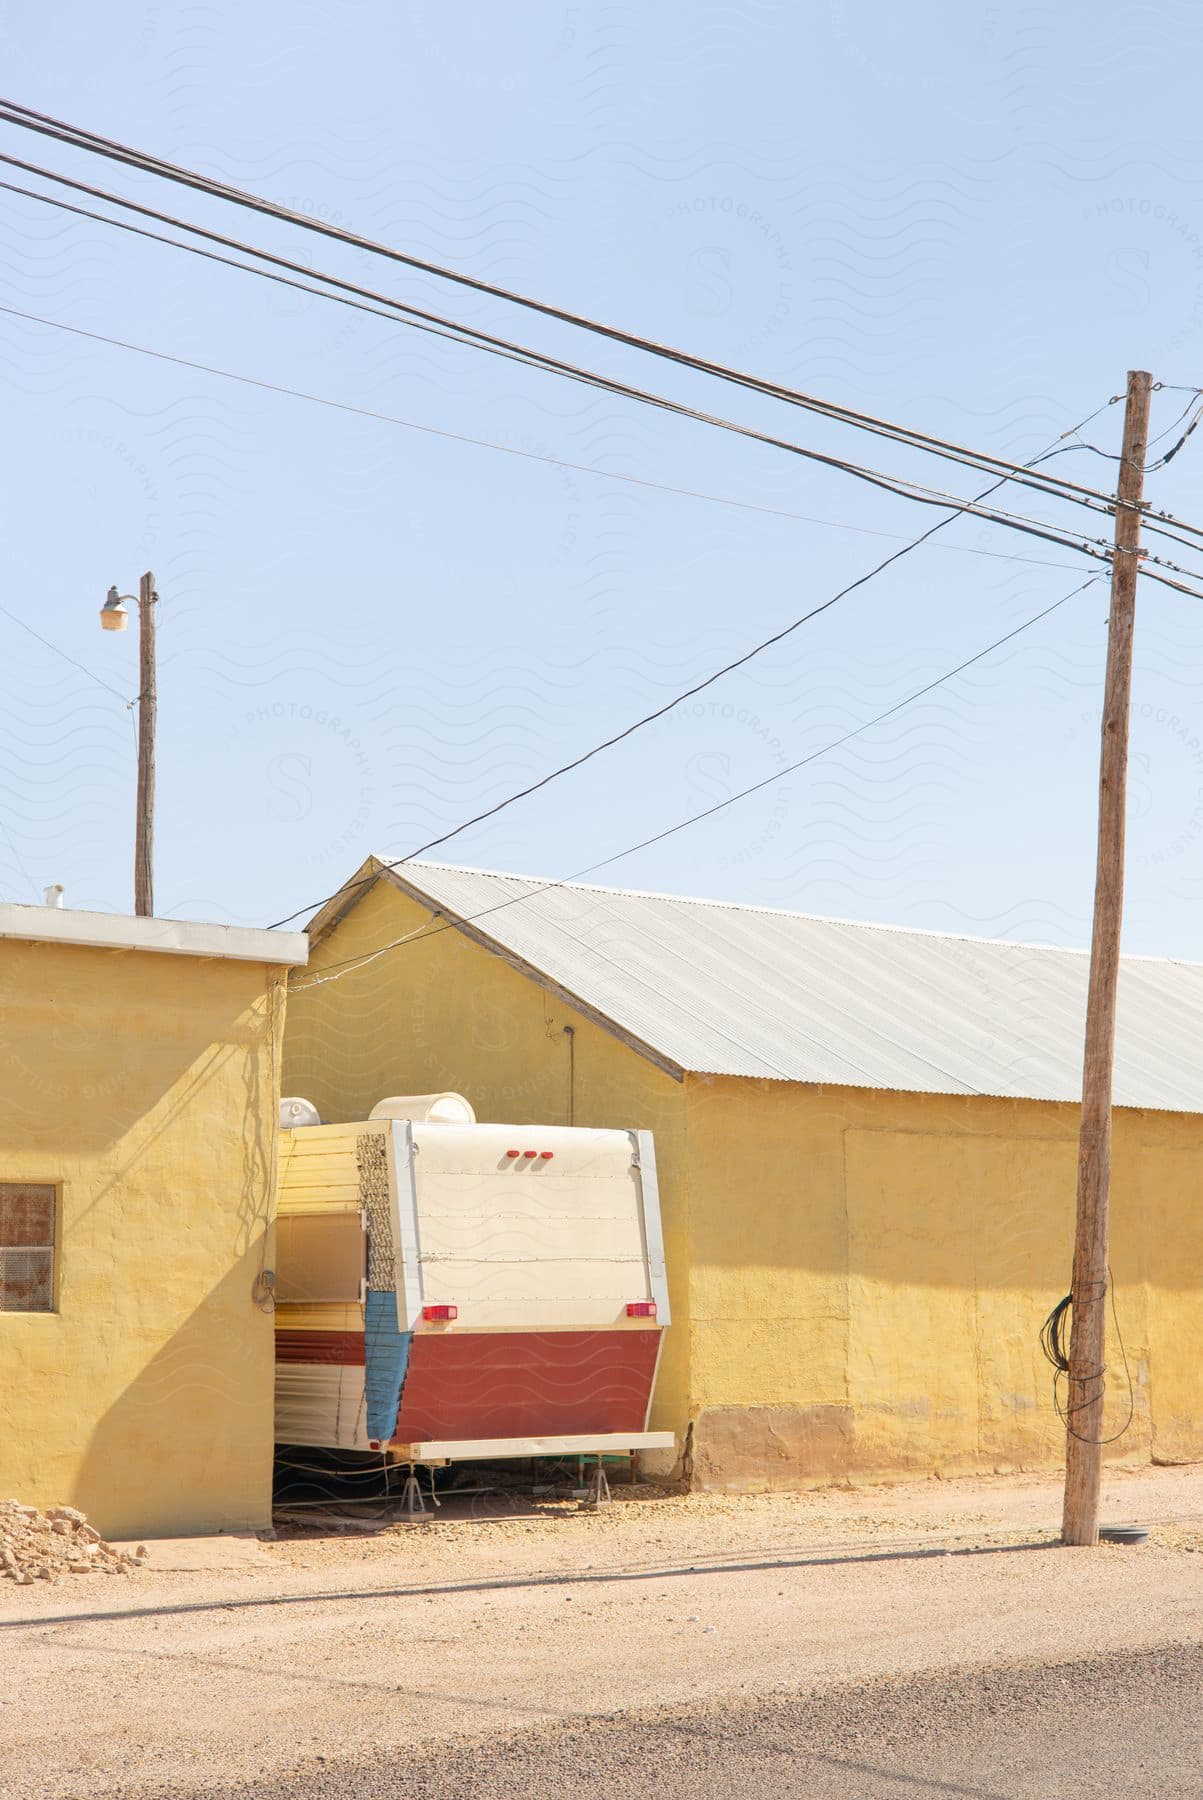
[
  {"x1": 1, "y1": 1464, "x2": 1200, "y2": 1799},
  {"x1": 192, "y1": 1641, "x2": 1203, "y2": 1797}
]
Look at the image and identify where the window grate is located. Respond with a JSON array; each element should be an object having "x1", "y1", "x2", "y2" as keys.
[
  {"x1": 0, "y1": 1183, "x2": 56, "y2": 1312},
  {"x1": 0, "y1": 1247, "x2": 53, "y2": 1311}
]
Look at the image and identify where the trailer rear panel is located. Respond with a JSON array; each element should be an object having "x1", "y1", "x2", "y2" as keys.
[{"x1": 274, "y1": 1117, "x2": 670, "y2": 1460}]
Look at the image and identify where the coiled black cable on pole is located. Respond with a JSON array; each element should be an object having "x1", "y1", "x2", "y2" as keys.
[
  {"x1": 1040, "y1": 1270, "x2": 1134, "y2": 1447},
  {"x1": 1040, "y1": 1290, "x2": 1074, "y2": 1376}
]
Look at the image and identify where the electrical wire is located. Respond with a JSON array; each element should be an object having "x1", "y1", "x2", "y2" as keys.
[
  {"x1": 5, "y1": 178, "x2": 1201, "y2": 945},
  {"x1": 0, "y1": 166, "x2": 1137, "y2": 542},
  {"x1": 0, "y1": 598, "x2": 138, "y2": 905},
  {"x1": 1147, "y1": 390, "x2": 1200, "y2": 450},
  {"x1": 1039, "y1": 1265, "x2": 1134, "y2": 1447},
  {"x1": 0, "y1": 599, "x2": 131, "y2": 703},
  {"x1": 267, "y1": 357, "x2": 1203, "y2": 935},
  {"x1": 6, "y1": 197, "x2": 1202, "y2": 925},
  {"x1": 1149, "y1": 396, "x2": 1203, "y2": 471},
  {"x1": 3, "y1": 208, "x2": 1199, "y2": 931},
  {"x1": 4, "y1": 112, "x2": 1201, "y2": 940},
  {"x1": 289, "y1": 575, "x2": 1099, "y2": 987},
  {"x1": 1066, "y1": 390, "x2": 1203, "y2": 473},
  {"x1": 268, "y1": 404, "x2": 1112, "y2": 936},
  {"x1": 0, "y1": 101, "x2": 1147, "y2": 520},
  {"x1": 0, "y1": 299, "x2": 1090, "y2": 576},
  {"x1": 10, "y1": 179, "x2": 1176, "y2": 946},
  {"x1": 1040, "y1": 1291, "x2": 1073, "y2": 1373},
  {"x1": 9, "y1": 105, "x2": 1203, "y2": 566},
  {"x1": 9, "y1": 160, "x2": 1203, "y2": 583},
  {"x1": 10, "y1": 161, "x2": 1203, "y2": 587}
]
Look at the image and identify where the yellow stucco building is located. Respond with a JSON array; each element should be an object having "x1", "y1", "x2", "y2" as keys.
[
  {"x1": 0, "y1": 904, "x2": 307, "y2": 1538},
  {"x1": 283, "y1": 857, "x2": 1203, "y2": 1490}
]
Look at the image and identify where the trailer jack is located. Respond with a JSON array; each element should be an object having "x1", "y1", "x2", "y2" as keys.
[{"x1": 582, "y1": 1454, "x2": 612, "y2": 1510}]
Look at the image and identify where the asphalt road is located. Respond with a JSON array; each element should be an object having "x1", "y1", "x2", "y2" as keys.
[{"x1": 187, "y1": 1641, "x2": 1202, "y2": 1798}]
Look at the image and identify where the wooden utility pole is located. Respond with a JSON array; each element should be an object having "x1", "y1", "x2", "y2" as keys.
[
  {"x1": 1061, "y1": 369, "x2": 1153, "y2": 1546},
  {"x1": 134, "y1": 571, "x2": 157, "y2": 918}
]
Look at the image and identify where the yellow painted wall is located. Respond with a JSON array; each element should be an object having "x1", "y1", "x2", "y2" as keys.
[
  {"x1": 684, "y1": 1075, "x2": 1185, "y2": 1489},
  {"x1": 283, "y1": 877, "x2": 690, "y2": 1444},
  {"x1": 1136, "y1": 1144, "x2": 1203, "y2": 1465},
  {"x1": 0, "y1": 938, "x2": 288, "y2": 1539},
  {"x1": 285, "y1": 880, "x2": 1203, "y2": 1490}
]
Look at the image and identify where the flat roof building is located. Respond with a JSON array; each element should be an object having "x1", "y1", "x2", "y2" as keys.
[{"x1": 0, "y1": 904, "x2": 307, "y2": 1538}]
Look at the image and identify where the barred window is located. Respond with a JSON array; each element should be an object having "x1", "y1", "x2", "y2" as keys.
[{"x1": 0, "y1": 1183, "x2": 56, "y2": 1312}]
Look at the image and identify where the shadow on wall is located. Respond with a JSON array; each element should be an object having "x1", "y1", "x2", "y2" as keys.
[
  {"x1": 0, "y1": 945, "x2": 275, "y2": 1158},
  {"x1": 0, "y1": 950, "x2": 285, "y2": 1539},
  {"x1": 72, "y1": 1247, "x2": 276, "y2": 1541}
]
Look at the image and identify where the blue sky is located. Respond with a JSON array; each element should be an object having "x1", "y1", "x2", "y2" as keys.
[{"x1": 4, "y1": 2, "x2": 1203, "y2": 954}]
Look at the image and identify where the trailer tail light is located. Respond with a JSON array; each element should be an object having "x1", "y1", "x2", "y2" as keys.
[
  {"x1": 540, "y1": 1151, "x2": 554, "y2": 1160},
  {"x1": 505, "y1": 1149, "x2": 521, "y2": 1158},
  {"x1": 423, "y1": 1304, "x2": 458, "y2": 1322},
  {"x1": 626, "y1": 1300, "x2": 657, "y2": 1318},
  {"x1": 522, "y1": 1149, "x2": 538, "y2": 1158}
]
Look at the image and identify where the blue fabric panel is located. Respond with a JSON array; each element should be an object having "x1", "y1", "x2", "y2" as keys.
[{"x1": 364, "y1": 1289, "x2": 411, "y2": 1441}]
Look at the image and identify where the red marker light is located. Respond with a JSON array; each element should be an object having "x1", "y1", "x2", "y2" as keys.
[
  {"x1": 540, "y1": 1151, "x2": 554, "y2": 1160},
  {"x1": 626, "y1": 1300, "x2": 657, "y2": 1319},
  {"x1": 522, "y1": 1149, "x2": 538, "y2": 1158},
  {"x1": 423, "y1": 1303, "x2": 458, "y2": 1322},
  {"x1": 505, "y1": 1150, "x2": 521, "y2": 1158}
]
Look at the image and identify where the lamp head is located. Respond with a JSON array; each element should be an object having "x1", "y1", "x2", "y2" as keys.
[{"x1": 100, "y1": 586, "x2": 129, "y2": 632}]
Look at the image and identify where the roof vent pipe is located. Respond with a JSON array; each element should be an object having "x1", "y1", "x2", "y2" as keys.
[
  {"x1": 43, "y1": 884, "x2": 64, "y2": 908},
  {"x1": 279, "y1": 1097, "x2": 322, "y2": 1128}
]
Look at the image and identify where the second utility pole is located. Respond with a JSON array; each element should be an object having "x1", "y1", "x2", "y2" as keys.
[
  {"x1": 134, "y1": 571, "x2": 157, "y2": 918},
  {"x1": 1061, "y1": 369, "x2": 1153, "y2": 1546}
]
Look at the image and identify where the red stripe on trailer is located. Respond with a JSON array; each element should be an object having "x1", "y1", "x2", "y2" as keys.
[
  {"x1": 276, "y1": 1329, "x2": 365, "y2": 1365},
  {"x1": 392, "y1": 1329, "x2": 660, "y2": 1442}
]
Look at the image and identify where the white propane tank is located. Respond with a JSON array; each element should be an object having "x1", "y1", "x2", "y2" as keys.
[
  {"x1": 368, "y1": 1092, "x2": 476, "y2": 1125},
  {"x1": 279, "y1": 1096, "x2": 322, "y2": 1128}
]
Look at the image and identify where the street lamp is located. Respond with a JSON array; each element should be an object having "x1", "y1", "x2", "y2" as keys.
[
  {"x1": 101, "y1": 572, "x2": 157, "y2": 917},
  {"x1": 100, "y1": 587, "x2": 130, "y2": 631}
]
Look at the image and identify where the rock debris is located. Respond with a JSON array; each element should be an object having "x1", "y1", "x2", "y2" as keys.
[{"x1": 0, "y1": 1500, "x2": 146, "y2": 1584}]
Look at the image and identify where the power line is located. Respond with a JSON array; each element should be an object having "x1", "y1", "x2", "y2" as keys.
[
  {"x1": 10, "y1": 152, "x2": 1203, "y2": 583},
  {"x1": 0, "y1": 307, "x2": 1144, "y2": 944},
  {"x1": 4, "y1": 181, "x2": 1201, "y2": 935},
  {"x1": 9, "y1": 107, "x2": 1203, "y2": 571},
  {"x1": 0, "y1": 162, "x2": 1134, "y2": 539},
  {"x1": 9, "y1": 157, "x2": 1203, "y2": 584},
  {"x1": 4, "y1": 183, "x2": 1164, "y2": 608},
  {"x1": 0, "y1": 299, "x2": 1090, "y2": 576},
  {"x1": 266, "y1": 457, "x2": 1203, "y2": 932},
  {"x1": 2, "y1": 191, "x2": 1197, "y2": 594},
  {"x1": 1065, "y1": 390, "x2": 1203, "y2": 474},
  {"x1": 0, "y1": 100, "x2": 1143, "y2": 520},
  {"x1": 268, "y1": 398, "x2": 1123, "y2": 932},
  {"x1": 1149, "y1": 395, "x2": 1203, "y2": 470},
  {"x1": 4, "y1": 198, "x2": 1199, "y2": 609},
  {"x1": 3, "y1": 220, "x2": 1199, "y2": 931},
  {"x1": 3, "y1": 122, "x2": 1199, "y2": 902},
  {"x1": 0, "y1": 600, "x2": 131, "y2": 703},
  {"x1": 291, "y1": 575, "x2": 1100, "y2": 989}
]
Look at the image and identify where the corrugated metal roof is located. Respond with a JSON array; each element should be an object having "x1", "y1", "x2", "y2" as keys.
[{"x1": 366, "y1": 858, "x2": 1203, "y2": 1111}]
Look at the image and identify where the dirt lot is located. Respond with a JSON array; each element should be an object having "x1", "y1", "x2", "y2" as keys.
[{"x1": 2, "y1": 1463, "x2": 1202, "y2": 1798}]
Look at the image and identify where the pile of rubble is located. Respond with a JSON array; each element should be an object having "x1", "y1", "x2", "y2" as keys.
[{"x1": 0, "y1": 1500, "x2": 147, "y2": 1584}]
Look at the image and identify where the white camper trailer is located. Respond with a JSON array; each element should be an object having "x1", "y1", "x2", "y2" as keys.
[{"x1": 274, "y1": 1097, "x2": 673, "y2": 1469}]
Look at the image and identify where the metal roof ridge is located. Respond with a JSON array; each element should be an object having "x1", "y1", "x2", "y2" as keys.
[{"x1": 377, "y1": 855, "x2": 1202, "y2": 970}]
